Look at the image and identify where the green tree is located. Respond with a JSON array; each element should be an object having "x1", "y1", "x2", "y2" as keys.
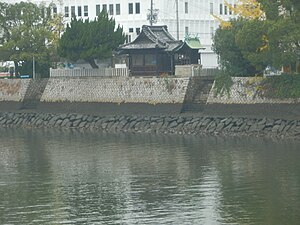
[
  {"x1": 213, "y1": 19, "x2": 258, "y2": 76},
  {"x1": 213, "y1": 0, "x2": 300, "y2": 74},
  {"x1": 259, "y1": 0, "x2": 300, "y2": 72},
  {"x1": 0, "y1": 2, "x2": 60, "y2": 77},
  {"x1": 58, "y1": 10, "x2": 125, "y2": 68},
  {"x1": 268, "y1": 19, "x2": 300, "y2": 70},
  {"x1": 235, "y1": 19, "x2": 271, "y2": 72}
]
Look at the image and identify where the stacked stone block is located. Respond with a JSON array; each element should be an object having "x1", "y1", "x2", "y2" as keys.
[
  {"x1": 1, "y1": 112, "x2": 300, "y2": 139},
  {"x1": 0, "y1": 79, "x2": 31, "y2": 102},
  {"x1": 41, "y1": 77, "x2": 190, "y2": 104}
]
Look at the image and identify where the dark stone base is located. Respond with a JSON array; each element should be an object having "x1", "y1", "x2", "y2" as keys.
[
  {"x1": 0, "y1": 102, "x2": 184, "y2": 116},
  {"x1": 1, "y1": 101, "x2": 300, "y2": 139},
  {"x1": 0, "y1": 111, "x2": 299, "y2": 139},
  {"x1": 203, "y1": 103, "x2": 300, "y2": 120}
]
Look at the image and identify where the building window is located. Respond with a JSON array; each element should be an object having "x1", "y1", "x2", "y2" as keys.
[
  {"x1": 47, "y1": 8, "x2": 51, "y2": 17},
  {"x1": 229, "y1": 5, "x2": 232, "y2": 15},
  {"x1": 185, "y1": 2, "x2": 188, "y2": 14},
  {"x1": 116, "y1": 4, "x2": 120, "y2": 15},
  {"x1": 132, "y1": 54, "x2": 143, "y2": 66},
  {"x1": 53, "y1": 6, "x2": 57, "y2": 14},
  {"x1": 71, "y1": 6, "x2": 75, "y2": 17},
  {"x1": 136, "y1": 27, "x2": 141, "y2": 35},
  {"x1": 129, "y1": 3, "x2": 133, "y2": 14},
  {"x1": 136, "y1": 3, "x2": 140, "y2": 14},
  {"x1": 185, "y1": 26, "x2": 189, "y2": 35},
  {"x1": 125, "y1": 35, "x2": 132, "y2": 43},
  {"x1": 64, "y1": 6, "x2": 69, "y2": 17},
  {"x1": 96, "y1": 4, "x2": 100, "y2": 16},
  {"x1": 145, "y1": 54, "x2": 156, "y2": 66},
  {"x1": 102, "y1": 4, "x2": 107, "y2": 12},
  {"x1": 210, "y1": 3, "x2": 214, "y2": 14},
  {"x1": 84, "y1": 5, "x2": 88, "y2": 16},
  {"x1": 78, "y1": 6, "x2": 82, "y2": 17},
  {"x1": 109, "y1": 4, "x2": 114, "y2": 15},
  {"x1": 129, "y1": 28, "x2": 134, "y2": 33},
  {"x1": 224, "y1": 5, "x2": 228, "y2": 15},
  {"x1": 220, "y1": 4, "x2": 223, "y2": 15}
]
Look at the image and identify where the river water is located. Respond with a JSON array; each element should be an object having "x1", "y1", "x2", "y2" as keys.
[{"x1": 0, "y1": 128, "x2": 300, "y2": 224}]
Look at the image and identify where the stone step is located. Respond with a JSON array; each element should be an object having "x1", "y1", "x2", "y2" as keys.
[{"x1": 19, "y1": 79, "x2": 48, "y2": 110}]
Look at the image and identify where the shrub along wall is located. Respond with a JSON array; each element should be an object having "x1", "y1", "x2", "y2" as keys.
[
  {"x1": 207, "y1": 77, "x2": 300, "y2": 104},
  {"x1": 260, "y1": 74, "x2": 300, "y2": 99}
]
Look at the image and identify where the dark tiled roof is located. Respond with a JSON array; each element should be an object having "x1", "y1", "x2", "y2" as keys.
[{"x1": 119, "y1": 25, "x2": 182, "y2": 52}]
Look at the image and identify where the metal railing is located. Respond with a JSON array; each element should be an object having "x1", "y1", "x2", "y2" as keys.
[
  {"x1": 175, "y1": 65, "x2": 219, "y2": 77},
  {"x1": 192, "y1": 67, "x2": 219, "y2": 77},
  {"x1": 50, "y1": 67, "x2": 129, "y2": 78}
]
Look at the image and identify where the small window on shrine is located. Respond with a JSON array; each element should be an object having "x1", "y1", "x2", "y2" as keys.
[
  {"x1": 132, "y1": 54, "x2": 143, "y2": 66},
  {"x1": 145, "y1": 54, "x2": 156, "y2": 66}
]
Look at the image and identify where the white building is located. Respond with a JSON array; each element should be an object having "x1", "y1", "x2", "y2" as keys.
[{"x1": 1, "y1": 0, "x2": 237, "y2": 68}]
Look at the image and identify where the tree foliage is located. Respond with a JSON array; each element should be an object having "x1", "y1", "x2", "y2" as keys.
[
  {"x1": 213, "y1": 19, "x2": 258, "y2": 76},
  {"x1": 0, "y1": 2, "x2": 63, "y2": 77},
  {"x1": 213, "y1": 0, "x2": 300, "y2": 75},
  {"x1": 235, "y1": 19, "x2": 271, "y2": 72},
  {"x1": 259, "y1": 0, "x2": 300, "y2": 71},
  {"x1": 58, "y1": 10, "x2": 125, "y2": 68},
  {"x1": 226, "y1": 0, "x2": 265, "y2": 20}
]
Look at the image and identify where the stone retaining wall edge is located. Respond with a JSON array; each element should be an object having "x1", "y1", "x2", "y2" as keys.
[{"x1": 1, "y1": 112, "x2": 299, "y2": 139}]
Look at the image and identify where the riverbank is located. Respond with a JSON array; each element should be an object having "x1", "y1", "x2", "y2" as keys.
[
  {"x1": 1, "y1": 111, "x2": 300, "y2": 139},
  {"x1": 1, "y1": 77, "x2": 300, "y2": 139}
]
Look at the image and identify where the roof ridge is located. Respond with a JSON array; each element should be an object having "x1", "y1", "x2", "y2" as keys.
[
  {"x1": 143, "y1": 26, "x2": 157, "y2": 43},
  {"x1": 144, "y1": 26, "x2": 166, "y2": 47},
  {"x1": 162, "y1": 26, "x2": 176, "y2": 41}
]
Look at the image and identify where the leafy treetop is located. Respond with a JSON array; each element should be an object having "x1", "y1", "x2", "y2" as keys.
[
  {"x1": 0, "y1": 2, "x2": 64, "y2": 76},
  {"x1": 58, "y1": 10, "x2": 125, "y2": 68}
]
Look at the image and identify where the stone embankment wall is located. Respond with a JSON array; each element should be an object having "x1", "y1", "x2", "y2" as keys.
[
  {"x1": 207, "y1": 77, "x2": 300, "y2": 104},
  {"x1": 2, "y1": 76, "x2": 298, "y2": 106},
  {"x1": 41, "y1": 77, "x2": 189, "y2": 104},
  {"x1": 1, "y1": 77, "x2": 300, "y2": 138},
  {"x1": 1, "y1": 112, "x2": 300, "y2": 139},
  {"x1": 0, "y1": 79, "x2": 31, "y2": 102}
]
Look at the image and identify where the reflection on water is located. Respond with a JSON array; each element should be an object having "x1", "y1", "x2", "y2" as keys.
[{"x1": 0, "y1": 128, "x2": 300, "y2": 224}]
